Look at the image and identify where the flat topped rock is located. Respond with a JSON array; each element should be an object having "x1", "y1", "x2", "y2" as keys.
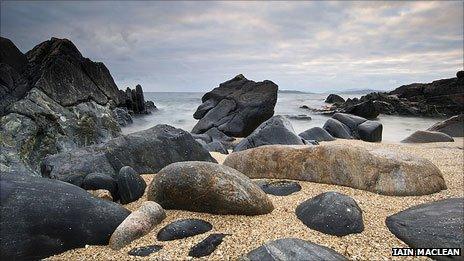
[
  {"x1": 402, "y1": 130, "x2": 454, "y2": 143},
  {"x1": 189, "y1": 233, "x2": 228, "y2": 257},
  {"x1": 244, "y1": 238, "x2": 347, "y2": 261},
  {"x1": 255, "y1": 180, "x2": 301, "y2": 196},
  {"x1": 296, "y1": 192, "x2": 364, "y2": 236},
  {"x1": 128, "y1": 245, "x2": 163, "y2": 257},
  {"x1": 157, "y1": 219, "x2": 213, "y2": 241},
  {"x1": 386, "y1": 198, "x2": 464, "y2": 261}
]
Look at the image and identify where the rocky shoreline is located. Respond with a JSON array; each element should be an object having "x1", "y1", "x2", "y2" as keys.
[{"x1": 1, "y1": 36, "x2": 463, "y2": 260}]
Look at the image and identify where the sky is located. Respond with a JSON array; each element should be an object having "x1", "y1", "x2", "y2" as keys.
[{"x1": 1, "y1": 1, "x2": 463, "y2": 93}]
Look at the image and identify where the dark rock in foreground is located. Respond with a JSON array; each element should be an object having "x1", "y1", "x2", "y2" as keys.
[
  {"x1": 81, "y1": 172, "x2": 117, "y2": 198},
  {"x1": 128, "y1": 245, "x2": 163, "y2": 257},
  {"x1": 42, "y1": 125, "x2": 216, "y2": 186},
  {"x1": 386, "y1": 198, "x2": 464, "y2": 261},
  {"x1": 299, "y1": 127, "x2": 335, "y2": 142},
  {"x1": 427, "y1": 115, "x2": 464, "y2": 137},
  {"x1": 116, "y1": 166, "x2": 147, "y2": 204},
  {"x1": 157, "y1": 219, "x2": 212, "y2": 241},
  {"x1": 244, "y1": 238, "x2": 347, "y2": 261},
  {"x1": 147, "y1": 161, "x2": 274, "y2": 215},
  {"x1": 189, "y1": 233, "x2": 228, "y2": 257},
  {"x1": 234, "y1": 115, "x2": 305, "y2": 152},
  {"x1": 325, "y1": 94, "x2": 345, "y2": 104},
  {"x1": 296, "y1": 192, "x2": 364, "y2": 236},
  {"x1": 192, "y1": 74, "x2": 278, "y2": 137},
  {"x1": 401, "y1": 130, "x2": 454, "y2": 143},
  {"x1": 0, "y1": 173, "x2": 130, "y2": 260},
  {"x1": 255, "y1": 180, "x2": 302, "y2": 196}
]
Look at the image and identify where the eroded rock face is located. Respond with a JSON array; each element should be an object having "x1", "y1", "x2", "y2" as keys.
[
  {"x1": 42, "y1": 125, "x2": 216, "y2": 186},
  {"x1": 147, "y1": 161, "x2": 274, "y2": 215},
  {"x1": 192, "y1": 74, "x2": 278, "y2": 137},
  {"x1": 427, "y1": 115, "x2": 464, "y2": 137},
  {"x1": 401, "y1": 130, "x2": 454, "y2": 143},
  {"x1": 244, "y1": 238, "x2": 347, "y2": 261},
  {"x1": 386, "y1": 198, "x2": 463, "y2": 261},
  {"x1": 296, "y1": 192, "x2": 364, "y2": 236},
  {"x1": 234, "y1": 115, "x2": 305, "y2": 152},
  {"x1": 0, "y1": 173, "x2": 130, "y2": 260},
  {"x1": 224, "y1": 144, "x2": 446, "y2": 196}
]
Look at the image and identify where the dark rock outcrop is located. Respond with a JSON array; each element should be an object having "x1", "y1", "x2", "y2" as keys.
[
  {"x1": 189, "y1": 233, "x2": 228, "y2": 258},
  {"x1": 147, "y1": 161, "x2": 274, "y2": 215},
  {"x1": 401, "y1": 130, "x2": 454, "y2": 143},
  {"x1": 386, "y1": 198, "x2": 463, "y2": 261},
  {"x1": 0, "y1": 173, "x2": 130, "y2": 260},
  {"x1": 299, "y1": 127, "x2": 335, "y2": 142},
  {"x1": 192, "y1": 74, "x2": 278, "y2": 137},
  {"x1": 296, "y1": 192, "x2": 364, "y2": 236},
  {"x1": 234, "y1": 115, "x2": 305, "y2": 152},
  {"x1": 325, "y1": 94, "x2": 345, "y2": 104},
  {"x1": 244, "y1": 238, "x2": 347, "y2": 261},
  {"x1": 121, "y1": 84, "x2": 156, "y2": 114},
  {"x1": 116, "y1": 166, "x2": 147, "y2": 204},
  {"x1": 321, "y1": 73, "x2": 464, "y2": 118},
  {"x1": 427, "y1": 114, "x2": 464, "y2": 137},
  {"x1": 157, "y1": 219, "x2": 212, "y2": 241},
  {"x1": 41, "y1": 125, "x2": 216, "y2": 186}
]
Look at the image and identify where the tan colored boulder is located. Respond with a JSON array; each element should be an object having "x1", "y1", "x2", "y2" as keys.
[
  {"x1": 223, "y1": 145, "x2": 446, "y2": 196},
  {"x1": 109, "y1": 201, "x2": 166, "y2": 250},
  {"x1": 89, "y1": 189, "x2": 113, "y2": 201}
]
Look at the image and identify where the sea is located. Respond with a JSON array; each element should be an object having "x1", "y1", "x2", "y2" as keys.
[{"x1": 121, "y1": 92, "x2": 442, "y2": 143}]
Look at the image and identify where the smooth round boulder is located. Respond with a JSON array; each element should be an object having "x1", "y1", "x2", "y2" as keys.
[
  {"x1": 325, "y1": 94, "x2": 345, "y2": 104},
  {"x1": 357, "y1": 120, "x2": 383, "y2": 142},
  {"x1": 255, "y1": 180, "x2": 301, "y2": 196},
  {"x1": 189, "y1": 233, "x2": 228, "y2": 257},
  {"x1": 81, "y1": 172, "x2": 117, "y2": 196},
  {"x1": 109, "y1": 201, "x2": 166, "y2": 250},
  {"x1": 244, "y1": 238, "x2": 347, "y2": 261},
  {"x1": 147, "y1": 161, "x2": 274, "y2": 215},
  {"x1": 116, "y1": 166, "x2": 147, "y2": 204},
  {"x1": 323, "y1": 118, "x2": 353, "y2": 139},
  {"x1": 332, "y1": 113, "x2": 367, "y2": 131},
  {"x1": 401, "y1": 130, "x2": 454, "y2": 143},
  {"x1": 0, "y1": 173, "x2": 130, "y2": 260},
  {"x1": 234, "y1": 115, "x2": 305, "y2": 152},
  {"x1": 386, "y1": 198, "x2": 463, "y2": 260},
  {"x1": 296, "y1": 192, "x2": 364, "y2": 236},
  {"x1": 157, "y1": 219, "x2": 212, "y2": 241},
  {"x1": 298, "y1": 127, "x2": 335, "y2": 142},
  {"x1": 427, "y1": 115, "x2": 464, "y2": 137}
]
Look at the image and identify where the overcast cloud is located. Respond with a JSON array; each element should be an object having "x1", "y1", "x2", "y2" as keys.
[{"x1": 1, "y1": 1, "x2": 462, "y2": 92}]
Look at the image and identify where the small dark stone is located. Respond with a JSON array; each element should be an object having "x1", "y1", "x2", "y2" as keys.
[
  {"x1": 256, "y1": 180, "x2": 301, "y2": 196},
  {"x1": 296, "y1": 192, "x2": 364, "y2": 236},
  {"x1": 128, "y1": 245, "x2": 163, "y2": 257},
  {"x1": 299, "y1": 127, "x2": 335, "y2": 142},
  {"x1": 81, "y1": 172, "x2": 117, "y2": 195},
  {"x1": 157, "y1": 219, "x2": 213, "y2": 241},
  {"x1": 116, "y1": 166, "x2": 146, "y2": 204},
  {"x1": 188, "y1": 233, "x2": 228, "y2": 257}
]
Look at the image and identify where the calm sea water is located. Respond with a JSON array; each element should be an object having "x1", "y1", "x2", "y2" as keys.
[{"x1": 122, "y1": 92, "x2": 442, "y2": 143}]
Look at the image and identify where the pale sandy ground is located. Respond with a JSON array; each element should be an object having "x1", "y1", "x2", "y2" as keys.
[{"x1": 49, "y1": 138, "x2": 463, "y2": 261}]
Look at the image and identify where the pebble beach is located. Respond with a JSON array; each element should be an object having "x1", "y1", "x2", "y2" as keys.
[{"x1": 49, "y1": 138, "x2": 464, "y2": 260}]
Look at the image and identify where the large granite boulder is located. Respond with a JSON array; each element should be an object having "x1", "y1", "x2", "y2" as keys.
[
  {"x1": 427, "y1": 115, "x2": 464, "y2": 137},
  {"x1": 234, "y1": 115, "x2": 305, "y2": 152},
  {"x1": 386, "y1": 198, "x2": 463, "y2": 261},
  {"x1": 147, "y1": 161, "x2": 274, "y2": 215},
  {"x1": 224, "y1": 144, "x2": 446, "y2": 196},
  {"x1": 296, "y1": 192, "x2": 364, "y2": 236},
  {"x1": 192, "y1": 74, "x2": 278, "y2": 137},
  {"x1": 243, "y1": 238, "x2": 347, "y2": 261},
  {"x1": 0, "y1": 173, "x2": 130, "y2": 260},
  {"x1": 325, "y1": 94, "x2": 345, "y2": 104},
  {"x1": 41, "y1": 125, "x2": 216, "y2": 186},
  {"x1": 299, "y1": 127, "x2": 335, "y2": 142},
  {"x1": 401, "y1": 130, "x2": 454, "y2": 143}
]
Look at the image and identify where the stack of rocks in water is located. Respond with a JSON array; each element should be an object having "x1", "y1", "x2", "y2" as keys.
[
  {"x1": 191, "y1": 74, "x2": 278, "y2": 153},
  {"x1": 0, "y1": 37, "x2": 155, "y2": 176},
  {"x1": 120, "y1": 84, "x2": 157, "y2": 115}
]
